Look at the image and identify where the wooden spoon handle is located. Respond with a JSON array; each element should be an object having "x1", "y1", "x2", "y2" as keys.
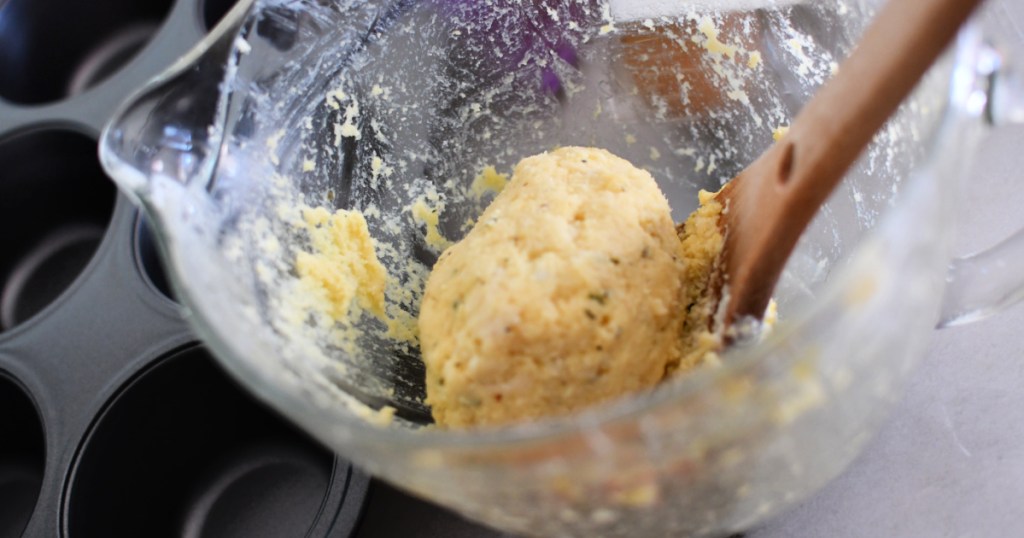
[{"x1": 719, "y1": 0, "x2": 985, "y2": 325}]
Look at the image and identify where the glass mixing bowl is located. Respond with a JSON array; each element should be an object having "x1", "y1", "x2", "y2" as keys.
[{"x1": 100, "y1": 0, "x2": 1024, "y2": 535}]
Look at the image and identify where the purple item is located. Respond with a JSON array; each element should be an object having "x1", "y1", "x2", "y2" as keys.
[{"x1": 434, "y1": 0, "x2": 600, "y2": 94}]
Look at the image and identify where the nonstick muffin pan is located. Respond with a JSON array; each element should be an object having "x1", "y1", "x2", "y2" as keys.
[{"x1": 0, "y1": 0, "x2": 370, "y2": 536}]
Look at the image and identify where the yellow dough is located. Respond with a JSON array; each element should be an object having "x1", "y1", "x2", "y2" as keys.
[
  {"x1": 296, "y1": 207, "x2": 387, "y2": 320},
  {"x1": 419, "y1": 147, "x2": 692, "y2": 428},
  {"x1": 674, "y1": 189, "x2": 726, "y2": 372}
]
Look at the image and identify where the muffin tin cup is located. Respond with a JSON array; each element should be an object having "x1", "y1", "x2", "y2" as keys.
[
  {"x1": 0, "y1": 0, "x2": 370, "y2": 536},
  {"x1": 0, "y1": 375, "x2": 45, "y2": 538},
  {"x1": 63, "y1": 346, "x2": 367, "y2": 538},
  {"x1": 0, "y1": 0, "x2": 174, "y2": 105},
  {"x1": 0, "y1": 130, "x2": 116, "y2": 333}
]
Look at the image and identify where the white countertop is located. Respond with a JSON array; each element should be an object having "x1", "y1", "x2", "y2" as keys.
[{"x1": 753, "y1": 88, "x2": 1024, "y2": 538}]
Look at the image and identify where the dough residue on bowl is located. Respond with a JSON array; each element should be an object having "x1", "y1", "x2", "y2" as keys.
[
  {"x1": 291, "y1": 204, "x2": 419, "y2": 347},
  {"x1": 674, "y1": 189, "x2": 727, "y2": 373},
  {"x1": 295, "y1": 206, "x2": 388, "y2": 320}
]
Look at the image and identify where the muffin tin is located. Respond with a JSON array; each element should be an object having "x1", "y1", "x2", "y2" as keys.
[{"x1": 0, "y1": 0, "x2": 370, "y2": 536}]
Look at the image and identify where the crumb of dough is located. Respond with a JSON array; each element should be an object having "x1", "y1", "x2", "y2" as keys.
[
  {"x1": 295, "y1": 207, "x2": 387, "y2": 319},
  {"x1": 412, "y1": 199, "x2": 453, "y2": 251},
  {"x1": 384, "y1": 307, "x2": 420, "y2": 344},
  {"x1": 356, "y1": 404, "x2": 397, "y2": 426},
  {"x1": 747, "y1": 51, "x2": 763, "y2": 69},
  {"x1": 698, "y1": 17, "x2": 739, "y2": 59},
  {"x1": 470, "y1": 166, "x2": 509, "y2": 200},
  {"x1": 419, "y1": 147, "x2": 692, "y2": 428},
  {"x1": 773, "y1": 125, "x2": 790, "y2": 141},
  {"x1": 763, "y1": 298, "x2": 778, "y2": 329}
]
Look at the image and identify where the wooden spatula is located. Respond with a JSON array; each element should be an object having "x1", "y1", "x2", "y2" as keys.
[{"x1": 714, "y1": 0, "x2": 985, "y2": 329}]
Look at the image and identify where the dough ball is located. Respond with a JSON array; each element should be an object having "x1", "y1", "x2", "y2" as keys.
[{"x1": 419, "y1": 147, "x2": 685, "y2": 428}]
